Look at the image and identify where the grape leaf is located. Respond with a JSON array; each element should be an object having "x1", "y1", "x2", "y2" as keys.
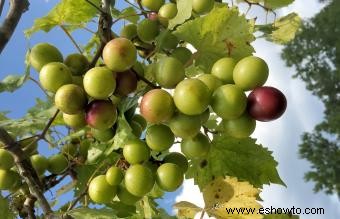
[
  {"x1": 25, "y1": 0, "x2": 101, "y2": 37},
  {"x1": 174, "y1": 7, "x2": 255, "y2": 72},
  {"x1": 270, "y1": 13, "x2": 301, "y2": 44},
  {"x1": 0, "y1": 195, "x2": 15, "y2": 219},
  {"x1": 112, "y1": 115, "x2": 136, "y2": 149},
  {"x1": 112, "y1": 7, "x2": 139, "y2": 24},
  {"x1": 168, "y1": 0, "x2": 193, "y2": 30},
  {"x1": 264, "y1": 0, "x2": 294, "y2": 9},
  {"x1": 186, "y1": 135, "x2": 285, "y2": 190},
  {"x1": 106, "y1": 201, "x2": 137, "y2": 218},
  {"x1": 74, "y1": 164, "x2": 96, "y2": 196},
  {"x1": 203, "y1": 177, "x2": 262, "y2": 219},
  {"x1": 264, "y1": 215, "x2": 299, "y2": 219},
  {"x1": 173, "y1": 201, "x2": 202, "y2": 219}
]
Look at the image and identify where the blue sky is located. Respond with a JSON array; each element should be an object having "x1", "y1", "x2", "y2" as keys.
[{"x1": 0, "y1": 0, "x2": 339, "y2": 218}]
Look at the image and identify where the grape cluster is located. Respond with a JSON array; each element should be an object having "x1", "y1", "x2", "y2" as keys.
[{"x1": 17, "y1": 0, "x2": 287, "y2": 206}]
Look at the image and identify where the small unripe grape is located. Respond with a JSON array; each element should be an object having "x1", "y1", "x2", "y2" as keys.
[
  {"x1": 192, "y1": 0, "x2": 214, "y2": 14},
  {"x1": 83, "y1": 67, "x2": 116, "y2": 99},
  {"x1": 197, "y1": 74, "x2": 223, "y2": 94},
  {"x1": 168, "y1": 113, "x2": 201, "y2": 139},
  {"x1": 156, "y1": 163, "x2": 183, "y2": 191},
  {"x1": 0, "y1": 149, "x2": 14, "y2": 170},
  {"x1": 163, "y1": 152, "x2": 188, "y2": 173},
  {"x1": 181, "y1": 133, "x2": 211, "y2": 159},
  {"x1": 155, "y1": 57, "x2": 184, "y2": 88},
  {"x1": 114, "y1": 70, "x2": 138, "y2": 96},
  {"x1": 124, "y1": 164, "x2": 155, "y2": 197},
  {"x1": 47, "y1": 154, "x2": 68, "y2": 174},
  {"x1": 92, "y1": 128, "x2": 115, "y2": 142},
  {"x1": 63, "y1": 112, "x2": 86, "y2": 129},
  {"x1": 141, "y1": 0, "x2": 165, "y2": 11},
  {"x1": 137, "y1": 19, "x2": 160, "y2": 43},
  {"x1": 221, "y1": 113, "x2": 256, "y2": 138},
  {"x1": 0, "y1": 170, "x2": 20, "y2": 190},
  {"x1": 88, "y1": 175, "x2": 117, "y2": 204},
  {"x1": 39, "y1": 62, "x2": 72, "y2": 93},
  {"x1": 61, "y1": 143, "x2": 78, "y2": 158},
  {"x1": 211, "y1": 84, "x2": 247, "y2": 119},
  {"x1": 120, "y1": 24, "x2": 137, "y2": 40},
  {"x1": 131, "y1": 114, "x2": 147, "y2": 130},
  {"x1": 158, "y1": 3, "x2": 178, "y2": 19},
  {"x1": 30, "y1": 154, "x2": 48, "y2": 175},
  {"x1": 85, "y1": 100, "x2": 117, "y2": 130},
  {"x1": 146, "y1": 124, "x2": 174, "y2": 152},
  {"x1": 211, "y1": 57, "x2": 236, "y2": 84},
  {"x1": 233, "y1": 56, "x2": 269, "y2": 91},
  {"x1": 106, "y1": 166, "x2": 124, "y2": 186},
  {"x1": 117, "y1": 186, "x2": 142, "y2": 205},
  {"x1": 123, "y1": 140, "x2": 150, "y2": 164},
  {"x1": 55, "y1": 84, "x2": 87, "y2": 114},
  {"x1": 64, "y1": 53, "x2": 89, "y2": 76},
  {"x1": 30, "y1": 43, "x2": 63, "y2": 72}
]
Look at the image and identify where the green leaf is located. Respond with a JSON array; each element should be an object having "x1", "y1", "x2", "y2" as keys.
[
  {"x1": 264, "y1": 214, "x2": 299, "y2": 219},
  {"x1": 270, "y1": 13, "x2": 301, "y2": 44},
  {"x1": 56, "y1": 181, "x2": 77, "y2": 197},
  {"x1": 168, "y1": 0, "x2": 193, "y2": 30},
  {"x1": 107, "y1": 201, "x2": 137, "y2": 218},
  {"x1": 264, "y1": 0, "x2": 294, "y2": 9},
  {"x1": 174, "y1": 7, "x2": 255, "y2": 72},
  {"x1": 138, "y1": 197, "x2": 177, "y2": 219},
  {"x1": 87, "y1": 142, "x2": 108, "y2": 163},
  {"x1": 112, "y1": 115, "x2": 136, "y2": 149},
  {"x1": 186, "y1": 135, "x2": 285, "y2": 190},
  {"x1": 173, "y1": 201, "x2": 202, "y2": 219},
  {"x1": 67, "y1": 207, "x2": 119, "y2": 219},
  {"x1": 112, "y1": 7, "x2": 140, "y2": 24},
  {"x1": 0, "y1": 194, "x2": 15, "y2": 219},
  {"x1": 74, "y1": 165, "x2": 96, "y2": 196},
  {"x1": 25, "y1": 0, "x2": 101, "y2": 37}
]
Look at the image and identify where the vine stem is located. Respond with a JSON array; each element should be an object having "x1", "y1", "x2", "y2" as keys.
[
  {"x1": 83, "y1": 0, "x2": 105, "y2": 13},
  {"x1": 199, "y1": 210, "x2": 205, "y2": 219},
  {"x1": 60, "y1": 25, "x2": 83, "y2": 53},
  {"x1": 29, "y1": 77, "x2": 49, "y2": 96},
  {"x1": 40, "y1": 109, "x2": 60, "y2": 139},
  {"x1": 130, "y1": 68, "x2": 160, "y2": 89},
  {"x1": 0, "y1": 128, "x2": 53, "y2": 217}
]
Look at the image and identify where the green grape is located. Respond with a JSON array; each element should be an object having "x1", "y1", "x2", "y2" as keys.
[
  {"x1": 55, "y1": 84, "x2": 87, "y2": 114},
  {"x1": 92, "y1": 128, "x2": 115, "y2": 142},
  {"x1": 117, "y1": 185, "x2": 142, "y2": 205},
  {"x1": 120, "y1": 24, "x2": 137, "y2": 40},
  {"x1": 192, "y1": 0, "x2": 214, "y2": 14},
  {"x1": 123, "y1": 140, "x2": 150, "y2": 164},
  {"x1": 124, "y1": 164, "x2": 155, "y2": 197},
  {"x1": 29, "y1": 43, "x2": 63, "y2": 72},
  {"x1": 0, "y1": 149, "x2": 14, "y2": 170},
  {"x1": 168, "y1": 113, "x2": 201, "y2": 139},
  {"x1": 30, "y1": 154, "x2": 48, "y2": 175},
  {"x1": 130, "y1": 120, "x2": 143, "y2": 137},
  {"x1": 156, "y1": 163, "x2": 183, "y2": 192},
  {"x1": 155, "y1": 57, "x2": 184, "y2": 88},
  {"x1": 64, "y1": 53, "x2": 89, "y2": 76},
  {"x1": 163, "y1": 152, "x2": 188, "y2": 173},
  {"x1": 106, "y1": 166, "x2": 124, "y2": 186},
  {"x1": 131, "y1": 114, "x2": 147, "y2": 130},
  {"x1": 159, "y1": 32, "x2": 179, "y2": 51},
  {"x1": 197, "y1": 74, "x2": 223, "y2": 94},
  {"x1": 233, "y1": 56, "x2": 269, "y2": 91},
  {"x1": 103, "y1": 38, "x2": 137, "y2": 72},
  {"x1": 88, "y1": 175, "x2": 117, "y2": 204},
  {"x1": 141, "y1": 0, "x2": 165, "y2": 11},
  {"x1": 158, "y1": 3, "x2": 178, "y2": 19},
  {"x1": 0, "y1": 170, "x2": 20, "y2": 190},
  {"x1": 211, "y1": 57, "x2": 236, "y2": 84},
  {"x1": 83, "y1": 67, "x2": 116, "y2": 100},
  {"x1": 146, "y1": 124, "x2": 174, "y2": 152},
  {"x1": 61, "y1": 143, "x2": 78, "y2": 158},
  {"x1": 47, "y1": 154, "x2": 68, "y2": 174},
  {"x1": 173, "y1": 79, "x2": 211, "y2": 115},
  {"x1": 137, "y1": 19, "x2": 160, "y2": 43},
  {"x1": 221, "y1": 113, "x2": 256, "y2": 138},
  {"x1": 63, "y1": 112, "x2": 86, "y2": 129},
  {"x1": 211, "y1": 84, "x2": 247, "y2": 119},
  {"x1": 39, "y1": 62, "x2": 72, "y2": 93},
  {"x1": 181, "y1": 133, "x2": 211, "y2": 159}
]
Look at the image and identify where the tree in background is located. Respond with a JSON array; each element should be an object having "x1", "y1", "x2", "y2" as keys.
[{"x1": 282, "y1": 0, "x2": 340, "y2": 196}]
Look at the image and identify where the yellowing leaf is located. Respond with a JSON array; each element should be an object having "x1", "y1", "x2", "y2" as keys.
[
  {"x1": 174, "y1": 7, "x2": 255, "y2": 73},
  {"x1": 203, "y1": 177, "x2": 262, "y2": 219},
  {"x1": 25, "y1": 0, "x2": 101, "y2": 37},
  {"x1": 271, "y1": 13, "x2": 301, "y2": 44},
  {"x1": 173, "y1": 201, "x2": 202, "y2": 219}
]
